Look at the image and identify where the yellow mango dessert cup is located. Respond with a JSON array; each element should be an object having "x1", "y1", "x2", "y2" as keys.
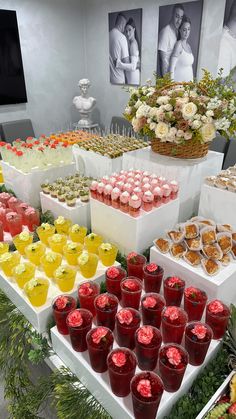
[
  {"x1": 78, "y1": 251, "x2": 99, "y2": 278},
  {"x1": 48, "y1": 234, "x2": 67, "y2": 254},
  {"x1": 24, "y1": 278, "x2": 49, "y2": 307},
  {"x1": 36, "y1": 223, "x2": 55, "y2": 245},
  {"x1": 63, "y1": 242, "x2": 83, "y2": 265},
  {"x1": 84, "y1": 233, "x2": 103, "y2": 255},
  {"x1": 54, "y1": 216, "x2": 72, "y2": 235},
  {"x1": 40, "y1": 252, "x2": 62, "y2": 278},
  {"x1": 25, "y1": 242, "x2": 46, "y2": 266},
  {"x1": 13, "y1": 231, "x2": 33, "y2": 255},
  {"x1": 98, "y1": 243, "x2": 118, "y2": 267},
  {"x1": 0, "y1": 251, "x2": 21, "y2": 277},
  {"x1": 54, "y1": 265, "x2": 76, "y2": 292},
  {"x1": 69, "y1": 224, "x2": 87, "y2": 243},
  {"x1": 13, "y1": 262, "x2": 36, "y2": 289},
  {"x1": 0, "y1": 242, "x2": 9, "y2": 255}
]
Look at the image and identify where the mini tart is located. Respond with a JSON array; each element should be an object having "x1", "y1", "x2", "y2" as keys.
[
  {"x1": 155, "y1": 238, "x2": 170, "y2": 253},
  {"x1": 167, "y1": 230, "x2": 184, "y2": 243},
  {"x1": 214, "y1": 177, "x2": 229, "y2": 189},
  {"x1": 184, "y1": 250, "x2": 201, "y2": 266},
  {"x1": 198, "y1": 219, "x2": 215, "y2": 227},
  {"x1": 202, "y1": 244, "x2": 223, "y2": 260},
  {"x1": 201, "y1": 228, "x2": 217, "y2": 245},
  {"x1": 220, "y1": 254, "x2": 231, "y2": 266},
  {"x1": 184, "y1": 223, "x2": 199, "y2": 239},
  {"x1": 201, "y1": 258, "x2": 220, "y2": 276},
  {"x1": 217, "y1": 234, "x2": 232, "y2": 254},
  {"x1": 170, "y1": 242, "x2": 186, "y2": 258},
  {"x1": 186, "y1": 237, "x2": 202, "y2": 251},
  {"x1": 217, "y1": 224, "x2": 233, "y2": 233}
]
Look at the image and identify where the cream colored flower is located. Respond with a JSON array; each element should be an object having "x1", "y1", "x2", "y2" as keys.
[
  {"x1": 41, "y1": 223, "x2": 51, "y2": 231},
  {"x1": 45, "y1": 252, "x2": 57, "y2": 263},
  {"x1": 200, "y1": 123, "x2": 216, "y2": 143},
  {"x1": 0, "y1": 253, "x2": 12, "y2": 262},
  {"x1": 155, "y1": 122, "x2": 169, "y2": 139},
  {"x1": 184, "y1": 131, "x2": 193, "y2": 140},
  {"x1": 71, "y1": 224, "x2": 80, "y2": 233},
  {"x1": 156, "y1": 96, "x2": 169, "y2": 105},
  {"x1": 19, "y1": 231, "x2": 30, "y2": 241},
  {"x1": 182, "y1": 102, "x2": 198, "y2": 119},
  {"x1": 149, "y1": 122, "x2": 157, "y2": 131},
  {"x1": 177, "y1": 129, "x2": 184, "y2": 138},
  {"x1": 78, "y1": 251, "x2": 89, "y2": 265},
  {"x1": 56, "y1": 216, "x2": 65, "y2": 225},
  {"x1": 192, "y1": 120, "x2": 202, "y2": 129},
  {"x1": 101, "y1": 243, "x2": 112, "y2": 251}
]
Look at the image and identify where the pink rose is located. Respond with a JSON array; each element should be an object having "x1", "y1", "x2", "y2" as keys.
[
  {"x1": 164, "y1": 306, "x2": 179, "y2": 321},
  {"x1": 137, "y1": 379, "x2": 152, "y2": 398},
  {"x1": 146, "y1": 263, "x2": 158, "y2": 273},
  {"x1": 143, "y1": 296, "x2": 157, "y2": 309},
  {"x1": 184, "y1": 287, "x2": 201, "y2": 300},
  {"x1": 191, "y1": 324, "x2": 207, "y2": 340},
  {"x1": 137, "y1": 326, "x2": 154, "y2": 345},
  {"x1": 54, "y1": 296, "x2": 69, "y2": 310},
  {"x1": 117, "y1": 309, "x2": 133, "y2": 325},
  {"x1": 67, "y1": 310, "x2": 83, "y2": 327},
  {"x1": 208, "y1": 300, "x2": 224, "y2": 314},
  {"x1": 123, "y1": 279, "x2": 140, "y2": 291},
  {"x1": 112, "y1": 351, "x2": 127, "y2": 367},
  {"x1": 167, "y1": 277, "x2": 183, "y2": 288},
  {"x1": 106, "y1": 267, "x2": 119, "y2": 279},
  {"x1": 96, "y1": 294, "x2": 110, "y2": 309},
  {"x1": 92, "y1": 327, "x2": 108, "y2": 344},
  {"x1": 78, "y1": 283, "x2": 93, "y2": 297},
  {"x1": 166, "y1": 347, "x2": 182, "y2": 366}
]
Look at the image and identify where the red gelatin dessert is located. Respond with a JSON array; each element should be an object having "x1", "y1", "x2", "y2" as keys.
[
  {"x1": 107, "y1": 347, "x2": 137, "y2": 397},
  {"x1": 205, "y1": 299, "x2": 230, "y2": 339},
  {"x1": 66, "y1": 308, "x2": 93, "y2": 352},
  {"x1": 6, "y1": 212, "x2": 23, "y2": 236},
  {"x1": 185, "y1": 322, "x2": 213, "y2": 365},
  {"x1": 53, "y1": 295, "x2": 77, "y2": 335},
  {"x1": 86, "y1": 326, "x2": 114, "y2": 373},
  {"x1": 127, "y1": 252, "x2": 147, "y2": 280},
  {"x1": 105, "y1": 266, "x2": 127, "y2": 300},
  {"x1": 24, "y1": 207, "x2": 40, "y2": 231},
  {"x1": 135, "y1": 325, "x2": 162, "y2": 371},
  {"x1": 78, "y1": 281, "x2": 100, "y2": 317},
  {"x1": 159, "y1": 344, "x2": 188, "y2": 392},
  {"x1": 163, "y1": 276, "x2": 185, "y2": 306},
  {"x1": 141, "y1": 292, "x2": 166, "y2": 329},
  {"x1": 116, "y1": 307, "x2": 141, "y2": 349},
  {"x1": 131, "y1": 371, "x2": 164, "y2": 419},
  {"x1": 143, "y1": 263, "x2": 164, "y2": 293},
  {"x1": 161, "y1": 306, "x2": 188, "y2": 344},
  {"x1": 184, "y1": 286, "x2": 207, "y2": 321},
  {"x1": 94, "y1": 292, "x2": 118, "y2": 331},
  {"x1": 121, "y1": 276, "x2": 142, "y2": 310}
]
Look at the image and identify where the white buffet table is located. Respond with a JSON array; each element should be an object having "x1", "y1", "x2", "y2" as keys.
[
  {"x1": 198, "y1": 184, "x2": 236, "y2": 229},
  {"x1": 122, "y1": 148, "x2": 224, "y2": 221}
]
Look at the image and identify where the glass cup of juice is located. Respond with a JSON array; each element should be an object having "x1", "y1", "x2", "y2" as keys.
[
  {"x1": 107, "y1": 347, "x2": 137, "y2": 397},
  {"x1": 86, "y1": 326, "x2": 114, "y2": 373},
  {"x1": 24, "y1": 278, "x2": 49, "y2": 307},
  {"x1": 52, "y1": 295, "x2": 77, "y2": 335}
]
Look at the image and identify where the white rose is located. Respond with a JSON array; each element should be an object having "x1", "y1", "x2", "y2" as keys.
[
  {"x1": 206, "y1": 110, "x2": 214, "y2": 117},
  {"x1": 155, "y1": 109, "x2": 165, "y2": 121},
  {"x1": 164, "y1": 104, "x2": 173, "y2": 111},
  {"x1": 192, "y1": 120, "x2": 202, "y2": 129},
  {"x1": 177, "y1": 129, "x2": 184, "y2": 138},
  {"x1": 200, "y1": 123, "x2": 216, "y2": 143},
  {"x1": 132, "y1": 117, "x2": 140, "y2": 132},
  {"x1": 201, "y1": 115, "x2": 207, "y2": 123},
  {"x1": 134, "y1": 99, "x2": 142, "y2": 109},
  {"x1": 149, "y1": 122, "x2": 157, "y2": 131},
  {"x1": 182, "y1": 102, "x2": 198, "y2": 119},
  {"x1": 136, "y1": 104, "x2": 150, "y2": 118},
  {"x1": 194, "y1": 114, "x2": 201, "y2": 120},
  {"x1": 184, "y1": 131, "x2": 193, "y2": 140},
  {"x1": 169, "y1": 127, "x2": 177, "y2": 135},
  {"x1": 149, "y1": 108, "x2": 157, "y2": 118},
  {"x1": 155, "y1": 122, "x2": 169, "y2": 139},
  {"x1": 156, "y1": 95, "x2": 169, "y2": 105},
  {"x1": 176, "y1": 97, "x2": 189, "y2": 105}
]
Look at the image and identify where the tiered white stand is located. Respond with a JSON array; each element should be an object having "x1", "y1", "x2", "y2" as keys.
[
  {"x1": 122, "y1": 148, "x2": 223, "y2": 221},
  {"x1": 198, "y1": 184, "x2": 236, "y2": 229},
  {"x1": 90, "y1": 197, "x2": 180, "y2": 254},
  {"x1": 150, "y1": 246, "x2": 236, "y2": 304},
  {"x1": 40, "y1": 192, "x2": 91, "y2": 228},
  {"x1": 73, "y1": 146, "x2": 122, "y2": 178},
  {"x1": 0, "y1": 259, "x2": 120, "y2": 333},
  {"x1": 51, "y1": 326, "x2": 220, "y2": 419},
  {"x1": 1, "y1": 161, "x2": 76, "y2": 207}
]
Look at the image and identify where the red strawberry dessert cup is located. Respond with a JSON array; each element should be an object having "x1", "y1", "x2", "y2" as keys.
[
  {"x1": 135, "y1": 325, "x2": 162, "y2": 371},
  {"x1": 158, "y1": 344, "x2": 189, "y2": 392},
  {"x1": 205, "y1": 299, "x2": 230, "y2": 339},
  {"x1": 94, "y1": 292, "x2": 118, "y2": 331},
  {"x1": 78, "y1": 281, "x2": 100, "y2": 317},
  {"x1": 116, "y1": 307, "x2": 141, "y2": 349},
  {"x1": 86, "y1": 326, "x2": 114, "y2": 373},
  {"x1": 107, "y1": 347, "x2": 137, "y2": 397},
  {"x1": 127, "y1": 252, "x2": 146, "y2": 280},
  {"x1": 121, "y1": 277, "x2": 142, "y2": 310},
  {"x1": 163, "y1": 276, "x2": 185, "y2": 306},
  {"x1": 161, "y1": 306, "x2": 188, "y2": 344},
  {"x1": 66, "y1": 308, "x2": 93, "y2": 352},
  {"x1": 184, "y1": 322, "x2": 213, "y2": 365},
  {"x1": 52, "y1": 295, "x2": 77, "y2": 335},
  {"x1": 184, "y1": 286, "x2": 207, "y2": 321},
  {"x1": 105, "y1": 266, "x2": 127, "y2": 300},
  {"x1": 141, "y1": 293, "x2": 166, "y2": 329},
  {"x1": 143, "y1": 263, "x2": 164, "y2": 293}
]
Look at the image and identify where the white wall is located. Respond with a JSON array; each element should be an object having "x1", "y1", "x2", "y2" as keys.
[
  {"x1": 84, "y1": 0, "x2": 227, "y2": 129},
  {"x1": 0, "y1": 0, "x2": 86, "y2": 136}
]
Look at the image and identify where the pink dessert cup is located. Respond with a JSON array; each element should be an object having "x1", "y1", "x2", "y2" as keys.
[
  {"x1": 107, "y1": 347, "x2": 137, "y2": 397},
  {"x1": 86, "y1": 326, "x2": 114, "y2": 373},
  {"x1": 94, "y1": 293, "x2": 119, "y2": 331},
  {"x1": 105, "y1": 266, "x2": 127, "y2": 300},
  {"x1": 52, "y1": 295, "x2": 77, "y2": 335},
  {"x1": 116, "y1": 307, "x2": 141, "y2": 349},
  {"x1": 158, "y1": 343, "x2": 188, "y2": 392},
  {"x1": 66, "y1": 308, "x2": 93, "y2": 352},
  {"x1": 161, "y1": 306, "x2": 188, "y2": 344},
  {"x1": 121, "y1": 277, "x2": 142, "y2": 310},
  {"x1": 185, "y1": 321, "x2": 213, "y2": 365},
  {"x1": 141, "y1": 293, "x2": 166, "y2": 329},
  {"x1": 131, "y1": 371, "x2": 164, "y2": 419},
  {"x1": 205, "y1": 300, "x2": 230, "y2": 339},
  {"x1": 135, "y1": 326, "x2": 162, "y2": 371},
  {"x1": 143, "y1": 263, "x2": 164, "y2": 293}
]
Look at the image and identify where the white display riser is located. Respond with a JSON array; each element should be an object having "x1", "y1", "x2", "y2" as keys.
[
  {"x1": 72, "y1": 146, "x2": 123, "y2": 178},
  {"x1": 0, "y1": 258, "x2": 120, "y2": 334},
  {"x1": 40, "y1": 192, "x2": 91, "y2": 229},
  {"x1": 1, "y1": 161, "x2": 76, "y2": 208},
  {"x1": 150, "y1": 246, "x2": 236, "y2": 304},
  {"x1": 51, "y1": 326, "x2": 220, "y2": 419},
  {"x1": 198, "y1": 184, "x2": 236, "y2": 229},
  {"x1": 122, "y1": 147, "x2": 223, "y2": 222},
  {"x1": 90, "y1": 197, "x2": 180, "y2": 255}
]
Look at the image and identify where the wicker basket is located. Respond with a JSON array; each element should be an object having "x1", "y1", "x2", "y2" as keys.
[{"x1": 151, "y1": 138, "x2": 209, "y2": 159}]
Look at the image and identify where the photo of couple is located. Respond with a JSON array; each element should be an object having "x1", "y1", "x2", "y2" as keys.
[
  {"x1": 109, "y1": 9, "x2": 142, "y2": 86},
  {"x1": 217, "y1": 0, "x2": 236, "y2": 79},
  {"x1": 157, "y1": 1, "x2": 203, "y2": 82}
]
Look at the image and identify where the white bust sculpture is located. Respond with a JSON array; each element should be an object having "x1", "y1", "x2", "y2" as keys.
[{"x1": 73, "y1": 78, "x2": 97, "y2": 128}]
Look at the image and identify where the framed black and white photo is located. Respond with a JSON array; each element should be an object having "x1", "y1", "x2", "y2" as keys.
[
  {"x1": 108, "y1": 8, "x2": 142, "y2": 86},
  {"x1": 217, "y1": 0, "x2": 236, "y2": 79},
  {"x1": 156, "y1": 1, "x2": 203, "y2": 82}
]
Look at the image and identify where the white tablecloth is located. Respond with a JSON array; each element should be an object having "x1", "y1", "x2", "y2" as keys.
[
  {"x1": 122, "y1": 147, "x2": 224, "y2": 221},
  {"x1": 73, "y1": 146, "x2": 122, "y2": 178},
  {"x1": 198, "y1": 184, "x2": 236, "y2": 229}
]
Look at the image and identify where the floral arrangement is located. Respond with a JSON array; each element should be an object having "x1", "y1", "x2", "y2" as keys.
[{"x1": 124, "y1": 71, "x2": 236, "y2": 157}]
